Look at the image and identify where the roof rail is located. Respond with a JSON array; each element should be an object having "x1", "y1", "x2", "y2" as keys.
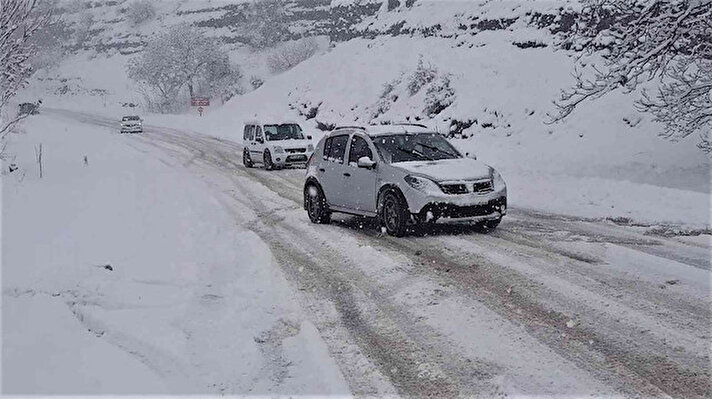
[
  {"x1": 382, "y1": 122, "x2": 428, "y2": 128},
  {"x1": 333, "y1": 125, "x2": 365, "y2": 130}
]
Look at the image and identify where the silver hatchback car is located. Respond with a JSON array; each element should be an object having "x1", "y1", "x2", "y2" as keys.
[{"x1": 304, "y1": 124, "x2": 507, "y2": 236}]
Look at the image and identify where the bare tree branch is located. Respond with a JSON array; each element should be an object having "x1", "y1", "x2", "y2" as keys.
[{"x1": 552, "y1": 0, "x2": 712, "y2": 150}]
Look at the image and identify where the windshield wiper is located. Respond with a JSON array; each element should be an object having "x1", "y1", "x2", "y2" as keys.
[
  {"x1": 416, "y1": 142, "x2": 458, "y2": 159},
  {"x1": 396, "y1": 147, "x2": 433, "y2": 161}
]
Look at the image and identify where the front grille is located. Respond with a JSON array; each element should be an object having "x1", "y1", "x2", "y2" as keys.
[
  {"x1": 473, "y1": 180, "x2": 494, "y2": 194},
  {"x1": 440, "y1": 184, "x2": 468, "y2": 195},
  {"x1": 286, "y1": 154, "x2": 308, "y2": 162},
  {"x1": 285, "y1": 148, "x2": 306, "y2": 153}
]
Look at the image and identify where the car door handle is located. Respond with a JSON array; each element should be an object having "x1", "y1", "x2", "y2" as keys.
[
  {"x1": 319, "y1": 168, "x2": 326, "y2": 172},
  {"x1": 343, "y1": 172, "x2": 351, "y2": 177}
]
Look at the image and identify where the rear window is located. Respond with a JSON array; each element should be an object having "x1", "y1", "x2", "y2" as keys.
[
  {"x1": 323, "y1": 135, "x2": 348, "y2": 164},
  {"x1": 122, "y1": 116, "x2": 140, "y2": 121}
]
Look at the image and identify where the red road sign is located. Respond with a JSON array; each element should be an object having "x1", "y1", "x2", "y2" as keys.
[{"x1": 191, "y1": 97, "x2": 210, "y2": 107}]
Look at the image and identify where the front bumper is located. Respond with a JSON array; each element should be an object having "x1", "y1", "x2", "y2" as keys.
[
  {"x1": 274, "y1": 151, "x2": 312, "y2": 166},
  {"x1": 121, "y1": 125, "x2": 142, "y2": 133},
  {"x1": 405, "y1": 186, "x2": 507, "y2": 219}
]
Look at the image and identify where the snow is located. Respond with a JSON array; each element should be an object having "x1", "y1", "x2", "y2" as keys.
[
  {"x1": 2, "y1": 114, "x2": 349, "y2": 394},
  {"x1": 16, "y1": 0, "x2": 709, "y2": 231}
]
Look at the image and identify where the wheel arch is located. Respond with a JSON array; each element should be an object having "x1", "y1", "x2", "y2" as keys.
[
  {"x1": 304, "y1": 176, "x2": 326, "y2": 210},
  {"x1": 376, "y1": 184, "x2": 407, "y2": 215}
]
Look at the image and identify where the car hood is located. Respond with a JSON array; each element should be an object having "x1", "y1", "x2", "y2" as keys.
[
  {"x1": 394, "y1": 158, "x2": 492, "y2": 182},
  {"x1": 271, "y1": 139, "x2": 311, "y2": 149}
]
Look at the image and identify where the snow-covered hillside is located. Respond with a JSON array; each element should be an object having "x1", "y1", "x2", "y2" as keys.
[
  {"x1": 185, "y1": 2, "x2": 709, "y2": 228},
  {"x1": 21, "y1": 0, "x2": 709, "y2": 228}
]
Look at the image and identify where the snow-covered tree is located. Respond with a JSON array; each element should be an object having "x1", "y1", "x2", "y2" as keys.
[
  {"x1": 1, "y1": 0, "x2": 49, "y2": 137},
  {"x1": 553, "y1": 0, "x2": 712, "y2": 151},
  {"x1": 241, "y1": 0, "x2": 290, "y2": 49},
  {"x1": 196, "y1": 54, "x2": 243, "y2": 104},
  {"x1": 127, "y1": 25, "x2": 241, "y2": 112},
  {"x1": 266, "y1": 37, "x2": 319, "y2": 73}
]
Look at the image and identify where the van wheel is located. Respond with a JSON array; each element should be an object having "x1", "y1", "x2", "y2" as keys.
[
  {"x1": 305, "y1": 184, "x2": 331, "y2": 224},
  {"x1": 380, "y1": 190, "x2": 409, "y2": 237},
  {"x1": 243, "y1": 149, "x2": 254, "y2": 168},
  {"x1": 263, "y1": 150, "x2": 274, "y2": 170}
]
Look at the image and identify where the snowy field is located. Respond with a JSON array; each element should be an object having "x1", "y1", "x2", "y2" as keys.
[
  {"x1": 3, "y1": 114, "x2": 348, "y2": 394},
  {"x1": 3, "y1": 0, "x2": 711, "y2": 396}
]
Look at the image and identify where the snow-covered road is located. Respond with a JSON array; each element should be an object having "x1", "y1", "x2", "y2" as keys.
[{"x1": 6, "y1": 109, "x2": 710, "y2": 397}]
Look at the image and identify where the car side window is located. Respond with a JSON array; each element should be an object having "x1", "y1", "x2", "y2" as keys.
[
  {"x1": 327, "y1": 135, "x2": 348, "y2": 164},
  {"x1": 323, "y1": 137, "x2": 332, "y2": 160},
  {"x1": 348, "y1": 135, "x2": 373, "y2": 166},
  {"x1": 255, "y1": 126, "x2": 263, "y2": 141},
  {"x1": 244, "y1": 126, "x2": 252, "y2": 141}
]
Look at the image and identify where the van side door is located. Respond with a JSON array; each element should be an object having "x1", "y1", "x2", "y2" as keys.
[{"x1": 252, "y1": 125, "x2": 266, "y2": 158}]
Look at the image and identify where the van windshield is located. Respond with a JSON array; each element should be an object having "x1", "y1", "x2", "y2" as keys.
[
  {"x1": 264, "y1": 124, "x2": 304, "y2": 141},
  {"x1": 372, "y1": 133, "x2": 461, "y2": 163}
]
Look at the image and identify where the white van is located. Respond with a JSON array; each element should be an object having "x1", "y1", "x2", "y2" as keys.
[{"x1": 242, "y1": 121, "x2": 314, "y2": 170}]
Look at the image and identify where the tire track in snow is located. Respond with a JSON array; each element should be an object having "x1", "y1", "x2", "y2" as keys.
[{"x1": 47, "y1": 108, "x2": 711, "y2": 398}]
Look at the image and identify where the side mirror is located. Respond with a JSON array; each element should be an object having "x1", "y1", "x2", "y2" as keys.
[
  {"x1": 256, "y1": 137, "x2": 264, "y2": 144},
  {"x1": 307, "y1": 135, "x2": 312, "y2": 140},
  {"x1": 357, "y1": 156, "x2": 376, "y2": 169},
  {"x1": 466, "y1": 152, "x2": 477, "y2": 160}
]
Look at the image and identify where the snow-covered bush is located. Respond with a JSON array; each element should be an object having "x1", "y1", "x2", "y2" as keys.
[
  {"x1": 424, "y1": 74, "x2": 455, "y2": 116},
  {"x1": 126, "y1": 0, "x2": 156, "y2": 26},
  {"x1": 407, "y1": 57, "x2": 437, "y2": 95},
  {"x1": 250, "y1": 75, "x2": 264, "y2": 90},
  {"x1": 266, "y1": 38, "x2": 320, "y2": 74},
  {"x1": 372, "y1": 78, "x2": 401, "y2": 118}
]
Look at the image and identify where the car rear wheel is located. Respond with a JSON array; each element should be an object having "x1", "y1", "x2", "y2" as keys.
[
  {"x1": 263, "y1": 150, "x2": 274, "y2": 170},
  {"x1": 305, "y1": 184, "x2": 331, "y2": 224},
  {"x1": 243, "y1": 149, "x2": 254, "y2": 168},
  {"x1": 380, "y1": 190, "x2": 409, "y2": 237}
]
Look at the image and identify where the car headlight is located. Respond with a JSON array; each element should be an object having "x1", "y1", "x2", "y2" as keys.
[
  {"x1": 273, "y1": 146, "x2": 284, "y2": 153},
  {"x1": 404, "y1": 175, "x2": 442, "y2": 195},
  {"x1": 307, "y1": 144, "x2": 314, "y2": 152},
  {"x1": 492, "y1": 169, "x2": 506, "y2": 191}
]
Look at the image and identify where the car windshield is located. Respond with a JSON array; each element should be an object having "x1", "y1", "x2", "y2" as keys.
[
  {"x1": 264, "y1": 124, "x2": 304, "y2": 141},
  {"x1": 372, "y1": 133, "x2": 461, "y2": 163},
  {"x1": 122, "y1": 116, "x2": 140, "y2": 121}
]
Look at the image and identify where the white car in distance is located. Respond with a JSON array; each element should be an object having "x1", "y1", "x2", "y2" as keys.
[
  {"x1": 120, "y1": 115, "x2": 143, "y2": 133},
  {"x1": 242, "y1": 122, "x2": 314, "y2": 170}
]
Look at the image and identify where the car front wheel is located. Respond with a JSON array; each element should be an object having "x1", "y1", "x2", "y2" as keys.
[
  {"x1": 243, "y1": 149, "x2": 254, "y2": 168},
  {"x1": 305, "y1": 184, "x2": 331, "y2": 224},
  {"x1": 380, "y1": 190, "x2": 410, "y2": 237},
  {"x1": 263, "y1": 150, "x2": 274, "y2": 170}
]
